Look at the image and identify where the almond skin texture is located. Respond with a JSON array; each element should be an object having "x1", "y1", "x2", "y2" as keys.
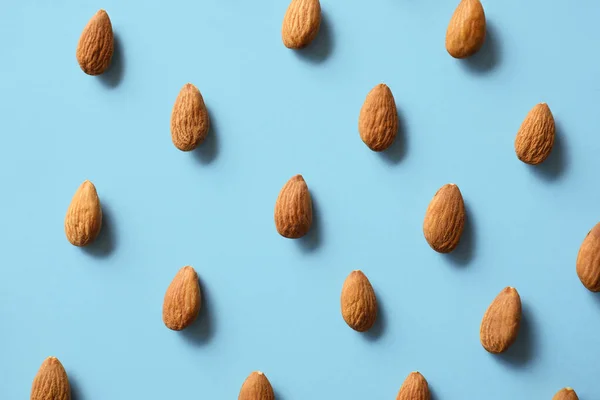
[
  {"x1": 396, "y1": 372, "x2": 430, "y2": 400},
  {"x1": 480, "y1": 287, "x2": 522, "y2": 354},
  {"x1": 76, "y1": 10, "x2": 114, "y2": 75},
  {"x1": 359, "y1": 84, "x2": 398, "y2": 152},
  {"x1": 238, "y1": 371, "x2": 275, "y2": 400},
  {"x1": 445, "y1": 0, "x2": 486, "y2": 58},
  {"x1": 576, "y1": 222, "x2": 600, "y2": 292},
  {"x1": 163, "y1": 266, "x2": 201, "y2": 331},
  {"x1": 423, "y1": 184, "x2": 465, "y2": 253},
  {"x1": 341, "y1": 270, "x2": 377, "y2": 332},
  {"x1": 553, "y1": 388, "x2": 579, "y2": 400},
  {"x1": 282, "y1": 0, "x2": 321, "y2": 49},
  {"x1": 514, "y1": 103, "x2": 555, "y2": 165},
  {"x1": 30, "y1": 357, "x2": 71, "y2": 400},
  {"x1": 170, "y1": 83, "x2": 210, "y2": 151},
  {"x1": 274, "y1": 175, "x2": 312, "y2": 238},
  {"x1": 65, "y1": 180, "x2": 102, "y2": 247}
]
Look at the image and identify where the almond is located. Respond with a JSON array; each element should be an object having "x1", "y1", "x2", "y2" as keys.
[
  {"x1": 238, "y1": 371, "x2": 275, "y2": 400},
  {"x1": 76, "y1": 9, "x2": 114, "y2": 75},
  {"x1": 30, "y1": 356, "x2": 71, "y2": 400},
  {"x1": 514, "y1": 103, "x2": 555, "y2": 165},
  {"x1": 341, "y1": 270, "x2": 377, "y2": 332},
  {"x1": 282, "y1": 0, "x2": 321, "y2": 49},
  {"x1": 170, "y1": 83, "x2": 210, "y2": 151},
  {"x1": 445, "y1": 0, "x2": 486, "y2": 58},
  {"x1": 65, "y1": 180, "x2": 102, "y2": 247},
  {"x1": 553, "y1": 388, "x2": 579, "y2": 400},
  {"x1": 480, "y1": 287, "x2": 522, "y2": 354},
  {"x1": 576, "y1": 222, "x2": 600, "y2": 292},
  {"x1": 423, "y1": 183, "x2": 465, "y2": 253},
  {"x1": 396, "y1": 372, "x2": 430, "y2": 400},
  {"x1": 358, "y1": 84, "x2": 398, "y2": 152},
  {"x1": 163, "y1": 266, "x2": 201, "y2": 331},
  {"x1": 274, "y1": 174, "x2": 312, "y2": 239}
]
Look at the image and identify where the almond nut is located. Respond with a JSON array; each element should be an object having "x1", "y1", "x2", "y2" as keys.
[
  {"x1": 396, "y1": 371, "x2": 430, "y2": 400},
  {"x1": 423, "y1": 183, "x2": 465, "y2": 253},
  {"x1": 359, "y1": 84, "x2": 398, "y2": 152},
  {"x1": 65, "y1": 180, "x2": 102, "y2": 247},
  {"x1": 282, "y1": 0, "x2": 321, "y2": 49},
  {"x1": 341, "y1": 270, "x2": 377, "y2": 332},
  {"x1": 238, "y1": 371, "x2": 275, "y2": 400},
  {"x1": 171, "y1": 83, "x2": 210, "y2": 151},
  {"x1": 445, "y1": 0, "x2": 486, "y2": 58},
  {"x1": 514, "y1": 103, "x2": 555, "y2": 165},
  {"x1": 480, "y1": 286, "x2": 522, "y2": 354},
  {"x1": 30, "y1": 356, "x2": 71, "y2": 400},
  {"x1": 76, "y1": 9, "x2": 114, "y2": 75},
  {"x1": 553, "y1": 388, "x2": 579, "y2": 400},
  {"x1": 274, "y1": 174, "x2": 312, "y2": 239},
  {"x1": 576, "y1": 222, "x2": 600, "y2": 292},
  {"x1": 163, "y1": 266, "x2": 201, "y2": 331}
]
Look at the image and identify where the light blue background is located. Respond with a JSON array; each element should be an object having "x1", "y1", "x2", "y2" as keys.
[{"x1": 1, "y1": 0, "x2": 600, "y2": 398}]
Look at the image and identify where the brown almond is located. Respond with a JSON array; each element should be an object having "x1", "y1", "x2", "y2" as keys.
[
  {"x1": 238, "y1": 371, "x2": 275, "y2": 400},
  {"x1": 396, "y1": 371, "x2": 430, "y2": 400},
  {"x1": 576, "y1": 222, "x2": 600, "y2": 292},
  {"x1": 358, "y1": 84, "x2": 398, "y2": 152},
  {"x1": 282, "y1": 0, "x2": 321, "y2": 49},
  {"x1": 423, "y1": 183, "x2": 465, "y2": 253},
  {"x1": 163, "y1": 266, "x2": 201, "y2": 331},
  {"x1": 514, "y1": 103, "x2": 555, "y2": 165},
  {"x1": 170, "y1": 83, "x2": 210, "y2": 151},
  {"x1": 76, "y1": 9, "x2": 114, "y2": 75},
  {"x1": 553, "y1": 388, "x2": 579, "y2": 400},
  {"x1": 341, "y1": 270, "x2": 377, "y2": 332},
  {"x1": 480, "y1": 287, "x2": 522, "y2": 354},
  {"x1": 274, "y1": 174, "x2": 312, "y2": 239},
  {"x1": 445, "y1": 0, "x2": 486, "y2": 58},
  {"x1": 31, "y1": 356, "x2": 71, "y2": 400},
  {"x1": 65, "y1": 180, "x2": 102, "y2": 247}
]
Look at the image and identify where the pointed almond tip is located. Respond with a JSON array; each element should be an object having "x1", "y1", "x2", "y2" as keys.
[{"x1": 256, "y1": 371, "x2": 264, "y2": 375}]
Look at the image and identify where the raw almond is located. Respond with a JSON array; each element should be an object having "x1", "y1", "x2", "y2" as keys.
[
  {"x1": 480, "y1": 286, "x2": 522, "y2": 354},
  {"x1": 396, "y1": 371, "x2": 430, "y2": 400},
  {"x1": 30, "y1": 356, "x2": 71, "y2": 400},
  {"x1": 163, "y1": 266, "x2": 201, "y2": 331},
  {"x1": 76, "y1": 9, "x2": 114, "y2": 75},
  {"x1": 282, "y1": 0, "x2": 321, "y2": 49},
  {"x1": 576, "y1": 222, "x2": 600, "y2": 292},
  {"x1": 65, "y1": 180, "x2": 102, "y2": 247},
  {"x1": 553, "y1": 388, "x2": 579, "y2": 400},
  {"x1": 238, "y1": 371, "x2": 275, "y2": 400},
  {"x1": 514, "y1": 103, "x2": 555, "y2": 165},
  {"x1": 170, "y1": 83, "x2": 210, "y2": 151},
  {"x1": 341, "y1": 270, "x2": 377, "y2": 332},
  {"x1": 274, "y1": 174, "x2": 312, "y2": 239},
  {"x1": 423, "y1": 183, "x2": 465, "y2": 253},
  {"x1": 358, "y1": 84, "x2": 398, "y2": 152},
  {"x1": 445, "y1": 0, "x2": 486, "y2": 58}
]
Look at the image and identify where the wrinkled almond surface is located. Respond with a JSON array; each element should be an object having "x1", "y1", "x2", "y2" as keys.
[
  {"x1": 163, "y1": 266, "x2": 201, "y2": 331},
  {"x1": 359, "y1": 84, "x2": 398, "y2": 152},
  {"x1": 553, "y1": 388, "x2": 579, "y2": 400},
  {"x1": 171, "y1": 83, "x2": 210, "y2": 151},
  {"x1": 65, "y1": 180, "x2": 102, "y2": 247},
  {"x1": 514, "y1": 103, "x2": 555, "y2": 165},
  {"x1": 341, "y1": 270, "x2": 377, "y2": 332},
  {"x1": 238, "y1": 371, "x2": 275, "y2": 400},
  {"x1": 396, "y1": 372, "x2": 430, "y2": 400},
  {"x1": 274, "y1": 174, "x2": 312, "y2": 238},
  {"x1": 31, "y1": 356, "x2": 71, "y2": 400},
  {"x1": 76, "y1": 9, "x2": 114, "y2": 75},
  {"x1": 282, "y1": 0, "x2": 321, "y2": 49},
  {"x1": 576, "y1": 222, "x2": 600, "y2": 292},
  {"x1": 445, "y1": 0, "x2": 486, "y2": 58},
  {"x1": 480, "y1": 287, "x2": 522, "y2": 354},
  {"x1": 423, "y1": 183, "x2": 465, "y2": 253}
]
